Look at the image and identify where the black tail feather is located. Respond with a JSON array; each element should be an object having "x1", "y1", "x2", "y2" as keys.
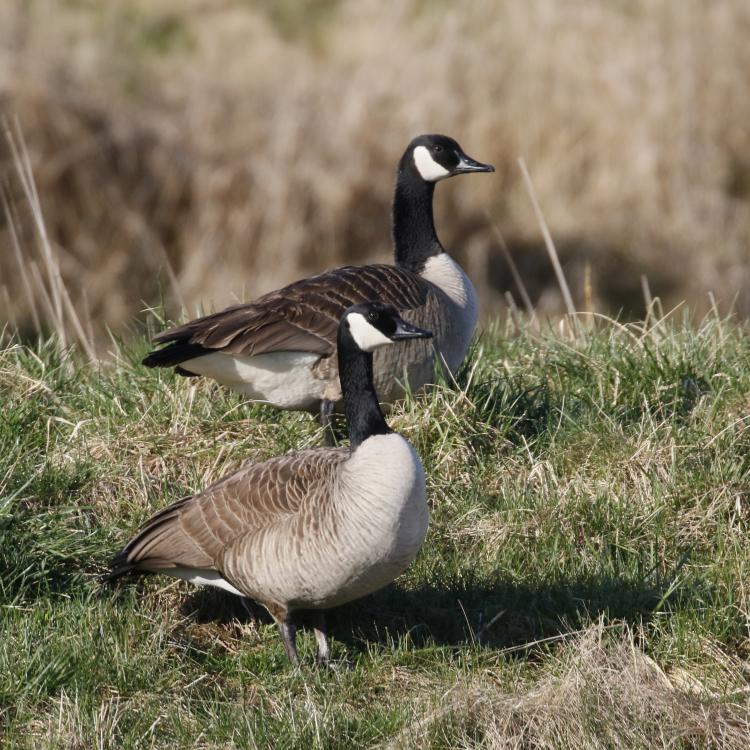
[
  {"x1": 142, "y1": 341, "x2": 209, "y2": 370},
  {"x1": 100, "y1": 556, "x2": 141, "y2": 584},
  {"x1": 102, "y1": 496, "x2": 194, "y2": 585}
]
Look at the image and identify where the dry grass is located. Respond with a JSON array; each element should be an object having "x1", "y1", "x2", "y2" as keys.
[
  {"x1": 2, "y1": 0, "x2": 750, "y2": 341},
  {"x1": 389, "y1": 623, "x2": 750, "y2": 749},
  {"x1": 2, "y1": 313, "x2": 750, "y2": 747}
]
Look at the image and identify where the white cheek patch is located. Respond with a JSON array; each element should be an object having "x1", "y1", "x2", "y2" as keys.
[
  {"x1": 347, "y1": 313, "x2": 394, "y2": 352},
  {"x1": 413, "y1": 145, "x2": 450, "y2": 182}
]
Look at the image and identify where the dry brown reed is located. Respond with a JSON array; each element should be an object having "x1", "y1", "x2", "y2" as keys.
[{"x1": 2, "y1": 0, "x2": 750, "y2": 341}]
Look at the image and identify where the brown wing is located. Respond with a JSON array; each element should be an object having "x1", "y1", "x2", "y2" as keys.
[
  {"x1": 109, "y1": 447, "x2": 349, "y2": 574},
  {"x1": 143, "y1": 265, "x2": 429, "y2": 368}
]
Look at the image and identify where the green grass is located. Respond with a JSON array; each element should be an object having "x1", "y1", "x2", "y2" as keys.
[{"x1": 1, "y1": 314, "x2": 749, "y2": 748}]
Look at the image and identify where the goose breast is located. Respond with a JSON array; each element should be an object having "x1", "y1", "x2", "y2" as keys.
[{"x1": 221, "y1": 433, "x2": 428, "y2": 610}]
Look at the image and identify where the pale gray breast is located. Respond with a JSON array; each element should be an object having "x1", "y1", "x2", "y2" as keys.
[
  {"x1": 313, "y1": 286, "x2": 473, "y2": 407},
  {"x1": 220, "y1": 434, "x2": 427, "y2": 610}
]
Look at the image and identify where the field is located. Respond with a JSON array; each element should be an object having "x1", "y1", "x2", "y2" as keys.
[
  {"x1": 3, "y1": 0, "x2": 750, "y2": 342},
  {"x1": 2, "y1": 313, "x2": 750, "y2": 748},
  {"x1": 2, "y1": 1, "x2": 750, "y2": 746}
]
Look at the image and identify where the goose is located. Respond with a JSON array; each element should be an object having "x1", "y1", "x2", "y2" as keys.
[
  {"x1": 143, "y1": 134, "x2": 494, "y2": 429},
  {"x1": 109, "y1": 301, "x2": 432, "y2": 666}
]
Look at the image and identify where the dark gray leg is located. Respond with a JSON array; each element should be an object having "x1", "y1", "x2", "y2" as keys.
[
  {"x1": 278, "y1": 619, "x2": 299, "y2": 666},
  {"x1": 240, "y1": 597, "x2": 258, "y2": 623},
  {"x1": 310, "y1": 611, "x2": 331, "y2": 667},
  {"x1": 320, "y1": 399, "x2": 336, "y2": 446}
]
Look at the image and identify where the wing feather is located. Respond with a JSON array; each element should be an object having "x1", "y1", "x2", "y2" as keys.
[
  {"x1": 144, "y1": 265, "x2": 430, "y2": 368},
  {"x1": 110, "y1": 448, "x2": 349, "y2": 576}
]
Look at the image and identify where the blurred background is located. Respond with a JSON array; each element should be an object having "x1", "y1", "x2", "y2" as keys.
[{"x1": 2, "y1": 0, "x2": 750, "y2": 347}]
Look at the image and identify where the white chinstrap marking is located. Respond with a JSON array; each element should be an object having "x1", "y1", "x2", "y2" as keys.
[
  {"x1": 413, "y1": 145, "x2": 450, "y2": 182},
  {"x1": 346, "y1": 312, "x2": 394, "y2": 352}
]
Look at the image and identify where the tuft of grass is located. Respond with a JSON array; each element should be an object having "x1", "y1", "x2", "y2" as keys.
[
  {"x1": 388, "y1": 622, "x2": 750, "y2": 749},
  {"x1": 1, "y1": 312, "x2": 749, "y2": 747}
]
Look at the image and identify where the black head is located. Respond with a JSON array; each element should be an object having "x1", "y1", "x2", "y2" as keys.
[
  {"x1": 400, "y1": 134, "x2": 495, "y2": 183},
  {"x1": 342, "y1": 301, "x2": 432, "y2": 353}
]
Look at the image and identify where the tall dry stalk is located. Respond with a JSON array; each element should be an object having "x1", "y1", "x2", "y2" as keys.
[
  {"x1": 2, "y1": 0, "x2": 750, "y2": 335},
  {"x1": 2, "y1": 118, "x2": 96, "y2": 360}
]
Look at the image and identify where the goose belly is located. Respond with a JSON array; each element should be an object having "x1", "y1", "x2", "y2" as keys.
[
  {"x1": 230, "y1": 434, "x2": 428, "y2": 610},
  {"x1": 180, "y1": 351, "x2": 326, "y2": 410}
]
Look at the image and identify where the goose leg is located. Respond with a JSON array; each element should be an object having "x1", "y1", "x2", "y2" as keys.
[
  {"x1": 240, "y1": 596, "x2": 259, "y2": 623},
  {"x1": 278, "y1": 619, "x2": 299, "y2": 666},
  {"x1": 320, "y1": 399, "x2": 336, "y2": 446},
  {"x1": 310, "y1": 611, "x2": 331, "y2": 667}
]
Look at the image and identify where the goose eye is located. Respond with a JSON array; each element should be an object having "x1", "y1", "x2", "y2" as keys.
[
  {"x1": 433, "y1": 145, "x2": 442, "y2": 152},
  {"x1": 367, "y1": 311, "x2": 378, "y2": 322}
]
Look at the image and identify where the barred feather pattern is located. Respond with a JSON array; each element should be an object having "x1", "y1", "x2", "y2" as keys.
[
  {"x1": 144, "y1": 259, "x2": 476, "y2": 409},
  {"x1": 151, "y1": 264, "x2": 427, "y2": 356},
  {"x1": 114, "y1": 448, "x2": 348, "y2": 572},
  {"x1": 111, "y1": 434, "x2": 428, "y2": 619}
]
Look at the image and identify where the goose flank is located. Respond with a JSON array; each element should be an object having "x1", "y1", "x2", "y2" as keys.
[
  {"x1": 110, "y1": 302, "x2": 432, "y2": 666},
  {"x1": 142, "y1": 134, "x2": 494, "y2": 426}
]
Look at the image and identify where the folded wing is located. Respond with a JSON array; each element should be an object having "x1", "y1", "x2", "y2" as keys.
[
  {"x1": 143, "y1": 264, "x2": 429, "y2": 367},
  {"x1": 109, "y1": 447, "x2": 349, "y2": 577}
]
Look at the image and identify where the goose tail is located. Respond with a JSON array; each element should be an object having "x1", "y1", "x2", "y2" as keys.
[
  {"x1": 102, "y1": 496, "x2": 197, "y2": 584},
  {"x1": 142, "y1": 341, "x2": 208, "y2": 372}
]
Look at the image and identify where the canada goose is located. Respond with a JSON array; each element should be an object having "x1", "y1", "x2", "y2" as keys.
[
  {"x1": 110, "y1": 301, "x2": 432, "y2": 666},
  {"x1": 143, "y1": 134, "x2": 494, "y2": 428}
]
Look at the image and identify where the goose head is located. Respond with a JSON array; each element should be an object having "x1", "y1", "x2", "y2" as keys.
[
  {"x1": 343, "y1": 301, "x2": 432, "y2": 353},
  {"x1": 403, "y1": 134, "x2": 495, "y2": 183}
]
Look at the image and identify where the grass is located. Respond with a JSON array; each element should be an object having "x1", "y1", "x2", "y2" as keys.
[
  {"x1": 4, "y1": 0, "x2": 750, "y2": 336},
  {"x1": 1, "y1": 312, "x2": 749, "y2": 747}
]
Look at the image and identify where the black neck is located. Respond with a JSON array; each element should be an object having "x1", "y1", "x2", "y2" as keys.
[
  {"x1": 392, "y1": 165, "x2": 443, "y2": 273},
  {"x1": 337, "y1": 327, "x2": 391, "y2": 450}
]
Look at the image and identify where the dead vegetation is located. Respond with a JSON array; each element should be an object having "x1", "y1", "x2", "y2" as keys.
[
  {"x1": 388, "y1": 624, "x2": 750, "y2": 749},
  {"x1": 2, "y1": 312, "x2": 750, "y2": 747},
  {"x1": 2, "y1": 0, "x2": 750, "y2": 342}
]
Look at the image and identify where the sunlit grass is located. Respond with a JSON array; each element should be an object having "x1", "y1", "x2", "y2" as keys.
[{"x1": 1, "y1": 314, "x2": 749, "y2": 747}]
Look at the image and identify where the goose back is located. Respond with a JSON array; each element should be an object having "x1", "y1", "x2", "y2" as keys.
[
  {"x1": 112, "y1": 435, "x2": 427, "y2": 611},
  {"x1": 111, "y1": 447, "x2": 348, "y2": 574},
  {"x1": 148, "y1": 264, "x2": 427, "y2": 360},
  {"x1": 145, "y1": 260, "x2": 475, "y2": 410}
]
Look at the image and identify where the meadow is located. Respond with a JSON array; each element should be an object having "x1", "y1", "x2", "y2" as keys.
[
  {"x1": 2, "y1": 2, "x2": 750, "y2": 747},
  {"x1": 1, "y1": 311, "x2": 749, "y2": 748},
  {"x1": 3, "y1": 0, "x2": 750, "y2": 343}
]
